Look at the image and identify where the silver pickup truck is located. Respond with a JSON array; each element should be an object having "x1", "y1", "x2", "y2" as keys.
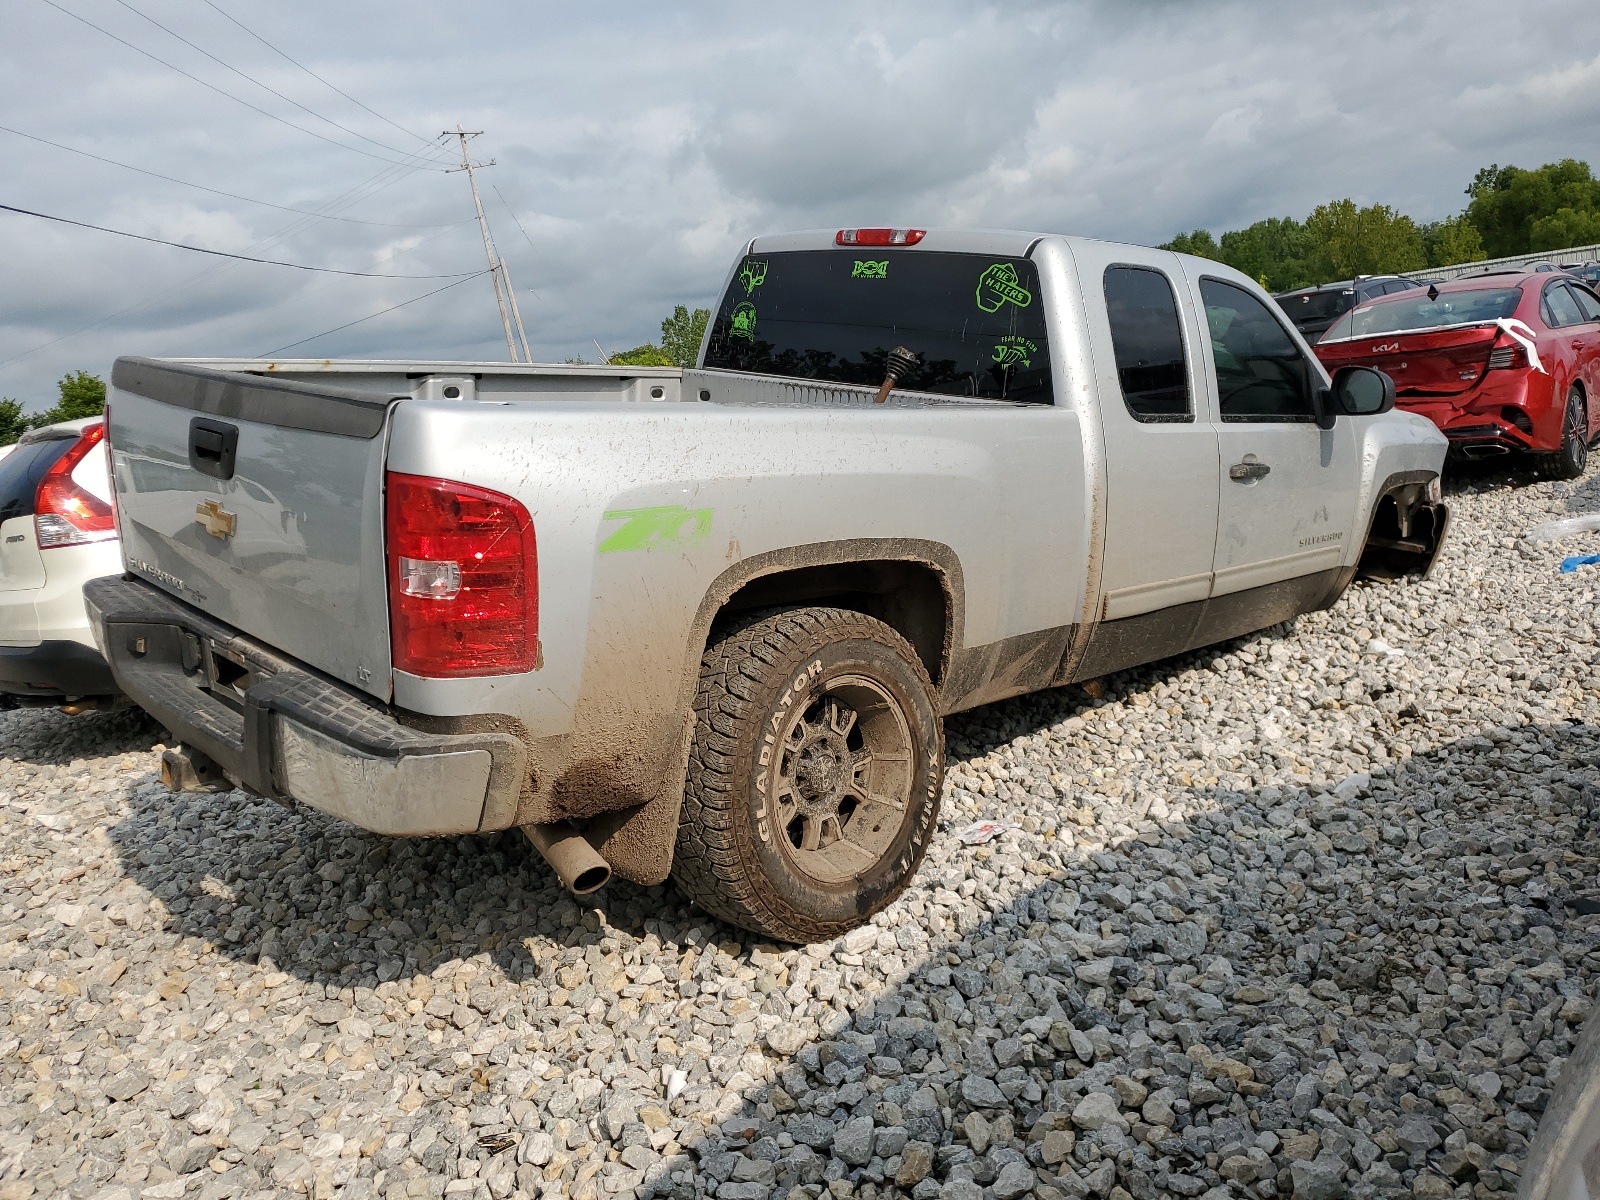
[{"x1": 87, "y1": 228, "x2": 1449, "y2": 942}]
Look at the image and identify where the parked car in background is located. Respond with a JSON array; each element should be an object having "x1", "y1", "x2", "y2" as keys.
[
  {"x1": 1568, "y1": 261, "x2": 1600, "y2": 288},
  {"x1": 1315, "y1": 271, "x2": 1600, "y2": 477},
  {"x1": 1274, "y1": 275, "x2": 1423, "y2": 341},
  {"x1": 0, "y1": 418, "x2": 121, "y2": 706}
]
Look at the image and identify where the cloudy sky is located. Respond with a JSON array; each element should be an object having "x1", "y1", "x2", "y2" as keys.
[{"x1": 1, "y1": 0, "x2": 1595, "y2": 408}]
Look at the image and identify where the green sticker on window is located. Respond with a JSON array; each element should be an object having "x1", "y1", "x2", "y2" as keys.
[
  {"x1": 976, "y1": 262, "x2": 1033, "y2": 313},
  {"x1": 729, "y1": 302, "x2": 757, "y2": 339},
  {"x1": 991, "y1": 335, "x2": 1037, "y2": 369},
  {"x1": 598, "y1": 505, "x2": 713, "y2": 554},
  {"x1": 852, "y1": 260, "x2": 888, "y2": 279},
  {"x1": 738, "y1": 260, "x2": 768, "y2": 295}
]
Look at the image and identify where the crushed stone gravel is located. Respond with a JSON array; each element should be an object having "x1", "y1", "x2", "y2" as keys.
[{"x1": 0, "y1": 464, "x2": 1597, "y2": 1200}]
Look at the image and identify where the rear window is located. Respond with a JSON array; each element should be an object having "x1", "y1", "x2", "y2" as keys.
[
  {"x1": 1278, "y1": 289, "x2": 1355, "y2": 324},
  {"x1": 1324, "y1": 286, "x2": 1523, "y2": 341},
  {"x1": 0, "y1": 434, "x2": 74, "y2": 524},
  {"x1": 702, "y1": 250, "x2": 1053, "y2": 403}
]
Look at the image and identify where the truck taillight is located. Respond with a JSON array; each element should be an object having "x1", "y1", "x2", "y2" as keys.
[
  {"x1": 385, "y1": 472, "x2": 538, "y2": 678},
  {"x1": 836, "y1": 228, "x2": 926, "y2": 246},
  {"x1": 36, "y1": 422, "x2": 116, "y2": 549}
]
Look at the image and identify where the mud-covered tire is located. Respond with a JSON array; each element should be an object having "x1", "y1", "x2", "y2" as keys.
[
  {"x1": 1537, "y1": 388, "x2": 1588, "y2": 480},
  {"x1": 672, "y1": 607, "x2": 944, "y2": 943}
]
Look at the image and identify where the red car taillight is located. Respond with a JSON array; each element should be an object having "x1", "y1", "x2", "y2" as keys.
[
  {"x1": 36, "y1": 422, "x2": 115, "y2": 549},
  {"x1": 1488, "y1": 343, "x2": 1529, "y2": 371},
  {"x1": 385, "y1": 472, "x2": 538, "y2": 678}
]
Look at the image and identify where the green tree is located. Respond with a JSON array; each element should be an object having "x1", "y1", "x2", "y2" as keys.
[
  {"x1": 1423, "y1": 215, "x2": 1488, "y2": 268},
  {"x1": 1304, "y1": 200, "x2": 1427, "y2": 279},
  {"x1": 1530, "y1": 207, "x2": 1600, "y2": 252},
  {"x1": 660, "y1": 305, "x2": 710, "y2": 368},
  {"x1": 30, "y1": 370, "x2": 107, "y2": 428},
  {"x1": 0, "y1": 399, "x2": 28, "y2": 446},
  {"x1": 1217, "y1": 217, "x2": 1315, "y2": 291},
  {"x1": 1160, "y1": 229, "x2": 1222, "y2": 260},
  {"x1": 607, "y1": 344, "x2": 676, "y2": 366},
  {"x1": 1465, "y1": 159, "x2": 1600, "y2": 257}
]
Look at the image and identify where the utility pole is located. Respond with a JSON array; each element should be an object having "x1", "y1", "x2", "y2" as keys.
[{"x1": 444, "y1": 125, "x2": 532, "y2": 362}]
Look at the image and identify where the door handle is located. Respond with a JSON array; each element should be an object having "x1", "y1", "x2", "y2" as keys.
[{"x1": 1229, "y1": 460, "x2": 1271, "y2": 481}]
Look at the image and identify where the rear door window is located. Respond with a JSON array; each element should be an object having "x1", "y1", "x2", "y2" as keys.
[
  {"x1": 1200, "y1": 279, "x2": 1315, "y2": 421},
  {"x1": 1544, "y1": 283, "x2": 1585, "y2": 328},
  {"x1": 1564, "y1": 282, "x2": 1600, "y2": 323},
  {"x1": 703, "y1": 250, "x2": 1053, "y2": 403},
  {"x1": 0, "y1": 434, "x2": 74, "y2": 524},
  {"x1": 1103, "y1": 266, "x2": 1190, "y2": 421}
]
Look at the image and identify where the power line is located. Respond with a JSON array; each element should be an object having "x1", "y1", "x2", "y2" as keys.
[
  {"x1": 0, "y1": 123, "x2": 448, "y2": 227},
  {"x1": 491, "y1": 184, "x2": 546, "y2": 301},
  {"x1": 200, "y1": 0, "x2": 438, "y2": 152},
  {"x1": 109, "y1": 0, "x2": 447, "y2": 164},
  {"x1": 0, "y1": 158, "x2": 469, "y2": 370},
  {"x1": 0, "y1": 203, "x2": 478, "y2": 277},
  {"x1": 261, "y1": 271, "x2": 488, "y2": 355},
  {"x1": 37, "y1": 0, "x2": 445, "y2": 170}
]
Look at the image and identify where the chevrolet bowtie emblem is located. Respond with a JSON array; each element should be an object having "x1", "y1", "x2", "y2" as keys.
[{"x1": 196, "y1": 499, "x2": 236, "y2": 539}]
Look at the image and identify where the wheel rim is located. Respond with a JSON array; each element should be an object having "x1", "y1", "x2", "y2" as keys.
[
  {"x1": 767, "y1": 674, "x2": 914, "y2": 886},
  {"x1": 1567, "y1": 395, "x2": 1588, "y2": 471}
]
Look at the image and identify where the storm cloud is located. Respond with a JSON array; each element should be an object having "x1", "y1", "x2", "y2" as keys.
[{"x1": 1, "y1": 0, "x2": 1594, "y2": 406}]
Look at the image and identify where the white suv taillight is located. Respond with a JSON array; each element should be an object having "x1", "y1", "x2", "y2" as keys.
[{"x1": 36, "y1": 422, "x2": 115, "y2": 549}]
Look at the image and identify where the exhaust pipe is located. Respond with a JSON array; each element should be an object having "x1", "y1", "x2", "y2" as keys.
[
  {"x1": 523, "y1": 823, "x2": 611, "y2": 895},
  {"x1": 1461, "y1": 443, "x2": 1509, "y2": 458}
]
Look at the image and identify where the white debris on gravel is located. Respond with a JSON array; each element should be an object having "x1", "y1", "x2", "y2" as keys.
[{"x1": 0, "y1": 466, "x2": 1598, "y2": 1200}]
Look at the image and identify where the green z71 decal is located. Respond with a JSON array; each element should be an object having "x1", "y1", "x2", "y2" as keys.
[
  {"x1": 598, "y1": 505, "x2": 713, "y2": 554},
  {"x1": 976, "y1": 262, "x2": 1033, "y2": 313},
  {"x1": 851, "y1": 259, "x2": 888, "y2": 279},
  {"x1": 729, "y1": 302, "x2": 757, "y2": 339}
]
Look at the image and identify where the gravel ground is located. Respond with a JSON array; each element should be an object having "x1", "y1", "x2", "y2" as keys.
[{"x1": 1, "y1": 464, "x2": 1598, "y2": 1200}]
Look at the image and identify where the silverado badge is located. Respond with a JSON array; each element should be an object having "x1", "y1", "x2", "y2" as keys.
[{"x1": 196, "y1": 499, "x2": 236, "y2": 539}]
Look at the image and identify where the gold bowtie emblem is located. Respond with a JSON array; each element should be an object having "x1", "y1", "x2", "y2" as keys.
[{"x1": 196, "y1": 499, "x2": 236, "y2": 539}]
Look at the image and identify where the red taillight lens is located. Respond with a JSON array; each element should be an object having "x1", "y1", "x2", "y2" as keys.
[
  {"x1": 36, "y1": 422, "x2": 115, "y2": 549},
  {"x1": 385, "y1": 472, "x2": 538, "y2": 678},
  {"x1": 835, "y1": 228, "x2": 926, "y2": 246},
  {"x1": 1488, "y1": 343, "x2": 1529, "y2": 371}
]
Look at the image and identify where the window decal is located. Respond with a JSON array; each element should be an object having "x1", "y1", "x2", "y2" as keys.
[
  {"x1": 851, "y1": 260, "x2": 889, "y2": 279},
  {"x1": 729, "y1": 302, "x2": 757, "y2": 340},
  {"x1": 990, "y1": 335, "x2": 1037, "y2": 369},
  {"x1": 738, "y1": 260, "x2": 768, "y2": 295},
  {"x1": 976, "y1": 262, "x2": 1033, "y2": 313}
]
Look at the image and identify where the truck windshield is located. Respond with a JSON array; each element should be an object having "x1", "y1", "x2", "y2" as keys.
[
  {"x1": 702, "y1": 250, "x2": 1053, "y2": 403},
  {"x1": 1323, "y1": 287, "x2": 1523, "y2": 341}
]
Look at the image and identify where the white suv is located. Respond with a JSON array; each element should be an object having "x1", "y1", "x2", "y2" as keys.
[{"x1": 0, "y1": 417, "x2": 122, "y2": 705}]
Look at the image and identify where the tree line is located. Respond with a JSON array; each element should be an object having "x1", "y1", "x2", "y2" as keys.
[
  {"x1": 0, "y1": 371, "x2": 106, "y2": 447},
  {"x1": 1162, "y1": 158, "x2": 1600, "y2": 293}
]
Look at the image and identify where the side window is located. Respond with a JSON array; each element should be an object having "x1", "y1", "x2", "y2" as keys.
[
  {"x1": 1199, "y1": 278, "x2": 1315, "y2": 421},
  {"x1": 1103, "y1": 266, "x2": 1190, "y2": 421},
  {"x1": 1544, "y1": 283, "x2": 1584, "y2": 328},
  {"x1": 1565, "y1": 282, "x2": 1600, "y2": 323}
]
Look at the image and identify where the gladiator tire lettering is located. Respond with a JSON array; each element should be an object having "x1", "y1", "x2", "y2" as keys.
[{"x1": 672, "y1": 608, "x2": 942, "y2": 943}]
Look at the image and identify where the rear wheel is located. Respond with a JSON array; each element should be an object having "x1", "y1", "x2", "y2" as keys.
[
  {"x1": 673, "y1": 607, "x2": 944, "y2": 943},
  {"x1": 1537, "y1": 388, "x2": 1588, "y2": 480}
]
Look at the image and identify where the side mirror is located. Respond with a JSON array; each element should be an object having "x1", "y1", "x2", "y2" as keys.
[{"x1": 1331, "y1": 365, "x2": 1396, "y2": 416}]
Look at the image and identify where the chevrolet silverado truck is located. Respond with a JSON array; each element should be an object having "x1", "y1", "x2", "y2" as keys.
[{"x1": 86, "y1": 227, "x2": 1450, "y2": 943}]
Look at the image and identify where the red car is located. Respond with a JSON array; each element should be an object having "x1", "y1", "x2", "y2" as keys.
[{"x1": 1315, "y1": 271, "x2": 1600, "y2": 478}]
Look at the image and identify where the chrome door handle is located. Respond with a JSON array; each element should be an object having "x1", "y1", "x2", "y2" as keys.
[{"x1": 1229, "y1": 461, "x2": 1271, "y2": 481}]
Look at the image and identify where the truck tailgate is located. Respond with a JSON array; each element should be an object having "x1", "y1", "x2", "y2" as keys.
[{"x1": 108, "y1": 358, "x2": 394, "y2": 700}]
